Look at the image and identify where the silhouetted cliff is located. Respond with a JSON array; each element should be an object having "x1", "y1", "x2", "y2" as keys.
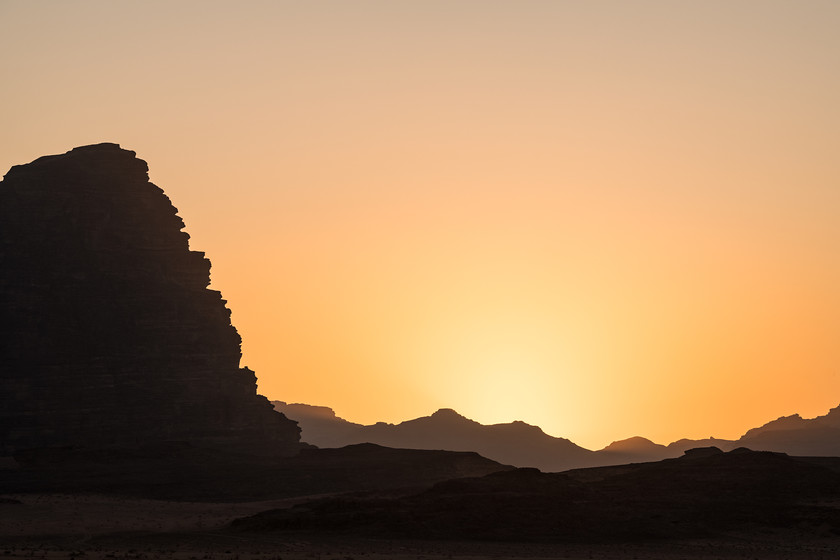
[{"x1": 0, "y1": 143, "x2": 300, "y2": 456}]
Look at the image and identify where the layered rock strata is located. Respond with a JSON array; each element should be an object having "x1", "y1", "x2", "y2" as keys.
[{"x1": 0, "y1": 143, "x2": 299, "y2": 455}]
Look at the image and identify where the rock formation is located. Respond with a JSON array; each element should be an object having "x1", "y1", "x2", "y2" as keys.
[{"x1": 0, "y1": 143, "x2": 300, "y2": 456}]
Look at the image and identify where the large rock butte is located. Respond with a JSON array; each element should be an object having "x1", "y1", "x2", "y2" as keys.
[{"x1": 0, "y1": 143, "x2": 300, "y2": 455}]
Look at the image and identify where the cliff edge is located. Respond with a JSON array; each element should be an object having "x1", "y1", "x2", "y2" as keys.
[{"x1": 0, "y1": 143, "x2": 299, "y2": 456}]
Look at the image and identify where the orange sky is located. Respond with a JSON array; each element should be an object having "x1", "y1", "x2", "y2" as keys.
[{"x1": 2, "y1": 1, "x2": 840, "y2": 449}]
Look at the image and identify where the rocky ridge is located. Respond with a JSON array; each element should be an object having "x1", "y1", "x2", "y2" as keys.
[
  {"x1": 275, "y1": 401, "x2": 840, "y2": 471},
  {"x1": 273, "y1": 402, "x2": 595, "y2": 471}
]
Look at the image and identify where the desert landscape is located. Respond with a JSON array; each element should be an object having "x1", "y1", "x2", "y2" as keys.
[
  {"x1": 2, "y1": 134, "x2": 840, "y2": 560},
  {"x1": 4, "y1": 3, "x2": 840, "y2": 558}
]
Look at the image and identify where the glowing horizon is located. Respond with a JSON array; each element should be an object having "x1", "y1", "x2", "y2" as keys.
[{"x1": 2, "y1": 1, "x2": 840, "y2": 449}]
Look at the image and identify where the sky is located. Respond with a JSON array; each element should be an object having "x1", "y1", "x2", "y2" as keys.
[{"x1": 2, "y1": 1, "x2": 840, "y2": 449}]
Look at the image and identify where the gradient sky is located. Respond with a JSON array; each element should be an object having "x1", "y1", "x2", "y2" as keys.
[{"x1": 2, "y1": 1, "x2": 840, "y2": 449}]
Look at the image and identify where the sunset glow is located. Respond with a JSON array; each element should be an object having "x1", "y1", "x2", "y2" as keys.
[{"x1": 2, "y1": 1, "x2": 840, "y2": 449}]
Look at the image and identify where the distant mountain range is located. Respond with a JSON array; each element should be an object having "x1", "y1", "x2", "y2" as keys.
[{"x1": 272, "y1": 401, "x2": 840, "y2": 472}]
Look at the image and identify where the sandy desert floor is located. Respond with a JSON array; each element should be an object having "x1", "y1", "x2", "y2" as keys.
[{"x1": 3, "y1": 493, "x2": 840, "y2": 560}]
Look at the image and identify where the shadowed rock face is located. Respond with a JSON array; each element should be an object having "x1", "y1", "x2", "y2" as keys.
[{"x1": 0, "y1": 143, "x2": 299, "y2": 456}]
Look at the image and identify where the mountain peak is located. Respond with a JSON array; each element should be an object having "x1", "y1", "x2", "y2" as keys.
[
  {"x1": 430, "y1": 408, "x2": 465, "y2": 419},
  {"x1": 601, "y1": 436, "x2": 663, "y2": 453}
]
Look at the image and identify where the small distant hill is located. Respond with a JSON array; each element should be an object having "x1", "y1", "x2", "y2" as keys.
[
  {"x1": 596, "y1": 436, "x2": 674, "y2": 465},
  {"x1": 274, "y1": 401, "x2": 840, "y2": 471},
  {"x1": 666, "y1": 437, "x2": 738, "y2": 454}
]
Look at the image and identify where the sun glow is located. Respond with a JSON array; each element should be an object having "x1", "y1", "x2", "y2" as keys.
[{"x1": 3, "y1": 1, "x2": 840, "y2": 449}]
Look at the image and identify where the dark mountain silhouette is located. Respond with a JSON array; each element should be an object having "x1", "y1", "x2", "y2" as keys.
[
  {"x1": 273, "y1": 401, "x2": 694, "y2": 469},
  {"x1": 0, "y1": 144, "x2": 299, "y2": 456},
  {"x1": 276, "y1": 401, "x2": 840, "y2": 471},
  {"x1": 273, "y1": 402, "x2": 596, "y2": 471},
  {"x1": 273, "y1": 402, "x2": 365, "y2": 448},
  {"x1": 231, "y1": 447, "x2": 840, "y2": 542},
  {"x1": 736, "y1": 405, "x2": 840, "y2": 456},
  {"x1": 662, "y1": 406, "x2": 840, "y2": 456}
]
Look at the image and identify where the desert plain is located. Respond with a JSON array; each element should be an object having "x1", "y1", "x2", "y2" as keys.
[{"x1": 2, "y1": 492, "x2": 840, "y2": 560}]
